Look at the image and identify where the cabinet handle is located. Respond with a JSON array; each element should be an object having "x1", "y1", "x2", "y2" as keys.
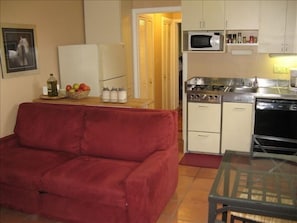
[
  {"x1": 281, "y1": 43, "x2": 288, "y2": 52},
  {"x1": 225, "y1": 20, "x2": 228, "y2": 28},
  {"x1": 198, "y1": 105, "x2": 209, "y2": 109},
  {"x1": 197, "y1": 134, "x2": 208, "y2": 137},
  {"x1": 233, "y1": 107, "x2": 246, "y2": 111}
]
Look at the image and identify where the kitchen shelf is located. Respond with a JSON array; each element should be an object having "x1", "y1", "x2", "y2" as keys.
[{"x1": 226, "y1": 43, "x2": 258, "y2": 46}]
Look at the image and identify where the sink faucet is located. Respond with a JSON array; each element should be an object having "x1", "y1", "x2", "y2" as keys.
[{"x1": 252, "y1": 76, "x2": 258, "y2": 88}]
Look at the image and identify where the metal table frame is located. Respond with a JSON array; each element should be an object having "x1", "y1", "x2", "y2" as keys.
[{"x1": 208, "y1": 150, "x2": 297, "y2": 223}]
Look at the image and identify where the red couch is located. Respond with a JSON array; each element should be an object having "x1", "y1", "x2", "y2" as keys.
[{"x1": 0, "y1": 102, "x2": 178, "y2": 223}]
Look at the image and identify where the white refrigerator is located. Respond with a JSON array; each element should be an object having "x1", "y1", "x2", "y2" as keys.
[{"x1": 58, "y1": 43, "x2": 127, "y2": 96}]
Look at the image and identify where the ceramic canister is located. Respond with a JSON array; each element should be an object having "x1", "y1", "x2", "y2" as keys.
[{"x1": 102, "y1": 88, "x2": 110, "y2": 102}]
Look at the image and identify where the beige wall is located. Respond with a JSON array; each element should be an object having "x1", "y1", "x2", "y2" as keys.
[
  {"x1": 187, "y1": 52, "x2": 297, "y2": 80},
  {"x1": 132, "y1": 0, "x2": 180, "y2": 8},
  {"x1": 121, "y1": 0, "x2": 134, "y2": 97},
  {"x1": 0, "y1": 0, "x2": 180, "y2": 137},
  {"x1": 84, "y1": 0, "x2": 122, "y2": 44},
  {"x1": 0, "y1": 0, "x2": 85, "y2": 137}
]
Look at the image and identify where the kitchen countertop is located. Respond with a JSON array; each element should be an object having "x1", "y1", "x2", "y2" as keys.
[
  {"x1": 186, "y1": 77, "x2": 297, "y2": 103},
  {"x1": 33, "y1": 96, "x2": 154, "y2": 109},
  {"x1": 223, "y1": 87, "x2": 297, "y2": 103}
]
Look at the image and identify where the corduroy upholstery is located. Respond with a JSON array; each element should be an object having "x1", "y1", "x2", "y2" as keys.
[{"x1": 0, "y1": 102, "x2": 178, "y2": 223}]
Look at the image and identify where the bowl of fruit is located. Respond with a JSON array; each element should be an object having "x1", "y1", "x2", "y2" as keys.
[{"x1": 66, "y1": 83, "x2": 91, "y2": 99}]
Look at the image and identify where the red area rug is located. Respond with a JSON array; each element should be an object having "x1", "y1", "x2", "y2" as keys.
[{"x1": 179, "y1": 153, "x2": 222, "y2": 169}]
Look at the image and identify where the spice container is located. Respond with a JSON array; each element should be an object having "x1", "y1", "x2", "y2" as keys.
[
  {"x1": 232, "y1": 34, "x2": 237, "y2": 43},
  {"x1": 227, "y1": 34, "x2": 232, "y2": 43},
  {"x1": 249, "y1": 36, "x2": 255, "y2": 43},
  {"x1": 238, "y1": 32, "x2": 242, "y2": 43}
]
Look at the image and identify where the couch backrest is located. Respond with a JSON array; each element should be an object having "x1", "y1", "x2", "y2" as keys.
[
  {"x1": 81, "y1": 107, "x2": 177, "y2": 161},
  {"x1": 14, "y1": 103, "x2": 85, "y2": 154},
  {"x1": 14, "y1": 102, "x2": 177, "y2": 161}
]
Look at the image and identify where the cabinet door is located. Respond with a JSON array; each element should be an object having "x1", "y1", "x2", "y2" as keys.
[
  {"x1": 258, "y1": 0, "x2": 297, "y2": 53},
  {"x1": 221, "y1": 103, "x2": 253, "y2": 153},
  {"x1": 203, "y1": 0, "x2": 225, "y2": 30},
  {"x1": 182, "y1": 0, "x2": 203, "y2": 30},
  {"x1": 188, "y1": 102, "x2": 221, "y2": 132},
  {"x1": 182, "y1": 0, "x2": 224, "y2": 30},
  {"x1": 285, "y1": 0, "x2": 297, "y2": 53},
  {"x1": 188, "y1": 132, "x2": 220, "y2": 153},
  {"x1": 258, "y1": 1, "x2": 286, "y2": 53},
  {"x1": 225, "y1": 0, "x2": 260, "y2": 30}
]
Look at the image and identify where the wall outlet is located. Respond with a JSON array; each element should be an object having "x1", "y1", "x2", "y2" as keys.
[{"x1": 273, "y1": 64, "x2": 289, "y2": 74}]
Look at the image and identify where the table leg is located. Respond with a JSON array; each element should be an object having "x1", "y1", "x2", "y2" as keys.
[{"x1": 208, "y1": 200, "x2": 217, "y2": 223}]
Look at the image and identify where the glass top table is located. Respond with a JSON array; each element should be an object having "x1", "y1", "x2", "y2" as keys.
[{"x1": 208, "y1": 150, "x2": 297, "y2": 223}]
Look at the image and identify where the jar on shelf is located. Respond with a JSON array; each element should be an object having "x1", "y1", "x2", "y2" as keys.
[
  {"x1": 249, "y1": 36, "x2": 255, "y2": 43},
  {"x1": 238, "y1": 32, "x2": 242, "y2": 43},
  {"x1": 232, "y1": 34, "x2": 237, "y2": 43},
  {"x1": 227, "y1": 34, "x2": 232, "y2": 43}
]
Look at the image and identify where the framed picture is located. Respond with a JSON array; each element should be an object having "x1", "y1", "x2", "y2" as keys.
[{"x1": 0, "y1": 24, "x2": 38, "y2": 78}]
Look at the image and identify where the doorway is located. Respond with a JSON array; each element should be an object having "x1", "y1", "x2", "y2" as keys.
[{"x1": 132, "y1": 7, "x2": 181, "y2": 110}]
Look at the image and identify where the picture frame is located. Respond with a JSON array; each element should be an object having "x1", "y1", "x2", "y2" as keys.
[{"x1": 0, "y1": 23, "x2": 39, "y2": 78}]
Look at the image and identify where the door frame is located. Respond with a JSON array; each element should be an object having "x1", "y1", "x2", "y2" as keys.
[{"x1": 132, "y1": 6, "x2": 181, "y2": 98}]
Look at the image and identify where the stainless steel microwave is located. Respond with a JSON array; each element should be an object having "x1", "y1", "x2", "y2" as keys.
[{"x1": 188, "y1": 32, "x2": 224, "y2": 51}]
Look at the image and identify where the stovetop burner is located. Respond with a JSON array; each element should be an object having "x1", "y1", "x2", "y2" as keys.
[
  {"x1": 190, "y1": 85, "x2": 227, "y2": 92},
  {"x1": 186, "y1": 77, "x2": 230, "y2": 103}
]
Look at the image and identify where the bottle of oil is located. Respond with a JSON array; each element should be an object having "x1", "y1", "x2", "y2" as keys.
[{"x1": 47, "y1": 73, "x2": 58, "y2": 97}]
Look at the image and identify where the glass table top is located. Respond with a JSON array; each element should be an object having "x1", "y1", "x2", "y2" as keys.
[{"x1": 210, "y1": 150, "x2": 297, "y2": 208}]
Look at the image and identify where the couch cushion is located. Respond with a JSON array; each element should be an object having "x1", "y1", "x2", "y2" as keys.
[
  {"x1": 0, "y1": 146, "x2": 75, "y2": 190},
  {"x1": 81, "y1": 108, "x2": 176, "y2": 161},
  {"x1": 14, "y1": 103, "x2": 85, "y2": 154},
  {"x1": 40, "y1": 156, "x2": 139, "y2": 208}
]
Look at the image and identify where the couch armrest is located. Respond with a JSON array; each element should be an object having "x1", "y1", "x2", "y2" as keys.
[
  {"x1": 124, "y1": 144, "x2": 178, "y2": 223},
  {"x1": 0, "y1": 134, "x2": 19, "y2": 150}
]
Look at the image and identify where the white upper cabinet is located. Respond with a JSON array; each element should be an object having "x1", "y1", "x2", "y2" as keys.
[
  {"x1": 225, "y1": 0, "x2": 260, "y2": 30},
  {"x1": 258, "y1": 0, "x2": 297, "y2": 53},
  {"x1": 182, "y1": 0, "x2": 225, "y2": 31}
]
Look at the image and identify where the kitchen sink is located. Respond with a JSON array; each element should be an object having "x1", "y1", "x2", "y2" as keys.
[{"x1": 230, "y1": 86, "x2": 258, "y2": 93}]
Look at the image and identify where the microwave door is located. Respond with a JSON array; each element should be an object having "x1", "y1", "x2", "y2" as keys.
[{"x1": 191, "y1": 35, "x2": 212, "y2": 48}]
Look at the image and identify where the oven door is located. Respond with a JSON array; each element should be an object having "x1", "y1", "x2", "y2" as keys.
[{"x1": 253, "y1": 98, "x2": 297, "y2": 155}]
